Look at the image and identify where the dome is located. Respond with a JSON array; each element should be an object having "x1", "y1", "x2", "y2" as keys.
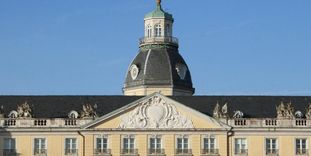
[
  {"x1": 144, "y1": 3, "x2": 173, "y2": 20},
  {"x1": 123, "y1": 46, "x2": 195, "y2": 95}
]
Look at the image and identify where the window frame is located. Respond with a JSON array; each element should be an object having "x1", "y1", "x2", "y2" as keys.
[
  {"x1": 33, "y1": 137, "x2": 47, "y2": 155},
  {"x1": 295, "y1": 138, "x2": 308, "y2": 155},
  {"x1": 122, "y1": 135, "x2": 136, "y2": 150},
  {"x1": 202, "y1": 135, "x2": 216, "y2": 150},
  {"x1": 149, "y1": 135, "x2": 162, "y2": 150},
  {"x1": 265, "y1": 138, "x2": 278, "y2": 154},
  {"x1": 146, "y1": 25, "x2": 152, "y2": 37},
  {"x1": 3, "y1": 138, "x2": 16, "y2": 150},
  {"x1": 64, "y1": 137, "x2": 78, "y2": 155},
  {"x1": 154, "y1": 24, "x2": 162, "y2": 37},
  {"x1": 234, "y1": 138, "x2": 247, "y2": 154}
]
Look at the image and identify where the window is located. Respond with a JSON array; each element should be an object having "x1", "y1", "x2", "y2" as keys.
[
  {"x1": 154, "y1": 24, "x2": 162, "y2": 37},
  {"x1": 149, "y1": 136, "x2": 163, "y2": 154},
  {"x1": 202, "y1": 137, "x2": 217, "y2": 154},
  {"x1": 122, "y1": 136, "x2": 136, "y2": 154},
  {"x1": 165, "y1": 24, "x2": 171, "y2": 37},
  {"x1": 176, "y1": 137, "x2": 191, "y2": 154},
  {"x1": 296, "y1": 138, "x2": 307, "y2": 155},
  {"x1": 265, "y1": 138, "x2": 278, "y2": 154},
  {"x1": 96, "y1": 137, "x2": 109, "y2": 154},
  {"x1": 34, "y1": 138, "x2": 46, "y2": 155},
  {"x1": 3, "y1": 138, "x2": 16, "y2": 155},
  {"x1": 234, "y1": 138, "x2": 247, "y2": 154},
  {"x1": 146, "y1": 25, "x2": 152, "y2": 37},
  {"x1": 65, "y1": 138, "x2": 77, "y2": 155}
]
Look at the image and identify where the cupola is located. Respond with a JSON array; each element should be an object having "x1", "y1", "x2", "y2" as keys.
[{"x1": 123, "y1": 0, "x2": 195, "y2": 96}]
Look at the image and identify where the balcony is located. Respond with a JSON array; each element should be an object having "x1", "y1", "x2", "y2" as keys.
[
  {"x1": 120, "y1": 149, "x2": 138, "y2": 156},
  {"x1": 94, "y1": 149, "x2": 111, "y2": 156},
  {"x1": 234, "y1": 149, "x2": 248, "y2": 156},
  {"x1": 296, "y1": 149, "x2": 309, "y2": 156},
  {"x1": 266, "y1": 149, "x2": 279, "y2": 156},
  {"x1": 201, "y1": 149, "x2": 220, "y2": 156},
  {"x1": 148, "y1": 149, "x2": 165, "y2": 156},
  {"x1": 34, "y1": 149, "x2": 47, "y2": 156},
  {"x1": 139, "y1": 36, "x2": 179, "y2": 46},
  {"x1": 2, "y1": 149, "x2": 17, "y2": 156},
  {"x1": 65, "y1": 149, "x2": 78, "y2": 156},
  {"x1": 175, "y1": 149, "x2": 192, "y2": 156}
]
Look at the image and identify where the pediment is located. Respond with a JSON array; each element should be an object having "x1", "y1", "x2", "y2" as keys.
[{"x1": 83, "y1": 93, "x2": 230, "y2": 130}]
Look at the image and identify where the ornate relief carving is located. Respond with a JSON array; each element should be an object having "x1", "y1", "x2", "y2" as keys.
[
  {"x1": 17, "y1": 101, "x2": 32, "y2": 118},
  {"x1": 276, "y1": 101, "x2": 294, "y2": 119},
  {"x1": 213, "y1": 102, "x2": 228, "y2": 119},
  {"x1": 80, "y1": 103, "x2": 97, "y2": 119},
  {"x1": 119, "y1": 95, "x2": 194, "y2": 129},
  {"x1": 305, "y1": 103, "x2": 311, "y2": 119}
]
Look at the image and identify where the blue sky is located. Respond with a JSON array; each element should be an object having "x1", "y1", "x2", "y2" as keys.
[{"x1": 0, "y1": 0, "x2": 310, "y2": 95}]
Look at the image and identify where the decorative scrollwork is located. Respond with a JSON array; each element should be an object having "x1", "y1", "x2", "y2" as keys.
[{"x1": 119, "y1": 95, "x2": 193, "y2": 129}]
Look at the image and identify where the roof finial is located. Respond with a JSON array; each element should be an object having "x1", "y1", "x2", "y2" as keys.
[{"x1": 157, "y1": 0, "x2": 161, "y2": 6}]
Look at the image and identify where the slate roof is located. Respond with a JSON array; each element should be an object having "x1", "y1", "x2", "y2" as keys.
[
  {"x1": 124, "y1": 47, "x2": 194, "y2": 92},
  {"x1": 0, "y1": 96, "x2": 310, "y2": 118}
]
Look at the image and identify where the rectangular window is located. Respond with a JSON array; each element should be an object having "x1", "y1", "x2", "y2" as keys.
[
  {"x1": 122, "y1": 136, "x2": 136, "y2": 154},
  {"x1": 96, "y1": 137, "x2": 109, "y2": 154},
  {"x1": 34, "y1": 138, "x2": 46, "y2": 155},
  {"x1": 176, "y1": 137, "x2": 191, "y2": 154},
  {"x1": 203, "y1": 137, "x2": 217, "y2": 154},
  {"x1": 296, "y1": 138, "x2": 307, "y2": 155},
  {"x1": 265, "y1": 138, "x2": 278, "y2": 154},
  {"x1": 65, "y1": 138, "x2": 77, "y2": 155},
  {"x1": 234, "y1": 138, "x2": 247, "y2": 154},
  {"x1": 3, "y1": 138, "x2": 16, "y2": 155},
  {"x1": 149, "y1": 137, "x2": 162, "y2": 154},
  {"x1": 4, "y1": 138, "x2": 16, "y2": 150}
]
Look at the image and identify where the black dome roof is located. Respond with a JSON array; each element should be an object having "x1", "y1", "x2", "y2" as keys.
[{"x1": 124, "y1": 46, "x2": 194, "y2": 93}]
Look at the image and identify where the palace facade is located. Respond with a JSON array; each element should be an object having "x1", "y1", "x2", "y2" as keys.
[{"x1": 1, "y1": 1, "x2": 310, "y2": 156}]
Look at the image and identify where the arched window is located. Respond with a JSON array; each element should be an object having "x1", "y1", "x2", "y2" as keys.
[
  {"x1": 147, "y1": 25, "x2": 152, "y2": 37},
  {"x1": 154, "y1": 24, "x2": 162, "y2": 37},
  {"x1": 165, "y1": 24, "x2": 170, "y2": 37}
]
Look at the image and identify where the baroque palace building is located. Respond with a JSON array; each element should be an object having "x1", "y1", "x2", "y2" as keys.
[{"x1": 1, "y1": 1, "x2": 311, "y2": 156}]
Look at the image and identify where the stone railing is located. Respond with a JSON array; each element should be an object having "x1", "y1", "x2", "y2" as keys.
[
  {"x1": 228, "y1": 118, "x2": 311, "y2": 128},
  {"x1": 0, "y1": 118, "x2": 93, "y2": 128},
  {"x1": 139, "y1": 36, "x2": 178, "y2": 45}
]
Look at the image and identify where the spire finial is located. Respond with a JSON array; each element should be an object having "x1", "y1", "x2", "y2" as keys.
[{"x1": 157, "y1": 0, "x2": 161, "y2": 6}]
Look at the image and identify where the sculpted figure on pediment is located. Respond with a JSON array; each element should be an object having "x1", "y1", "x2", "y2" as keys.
[
  {"x1": 119, "y1": 96, "x2": 194, "y2": 129},
  {"x1": 80, "y1": 103, "x2": 97, "y2": 119},
  {"x1": 305, "y1": 103, "x2": 311, "y2": 119},
  {"x1": 276, "y1": 101, "x2": 294, "y2": 119},
  {"x1": 213, "y1": 102, "x2": 228, "y2": 119},
  {"x1": 17, "y1": 101, "x2": 32, "y2": 118}
]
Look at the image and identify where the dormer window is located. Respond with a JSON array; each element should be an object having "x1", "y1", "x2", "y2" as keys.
[
  {"x1": 8, "y1": 111, "x2": 18, "y2": 118},
  {"x1": 147, "y1": 25, "x2": 152, "y2": 37},
  {"x1": 68, "y1": 111, "x2": 79, "y2": 119},
  {"x1": 154, "y1": 24, "x2": 162, "y2": 37}
]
